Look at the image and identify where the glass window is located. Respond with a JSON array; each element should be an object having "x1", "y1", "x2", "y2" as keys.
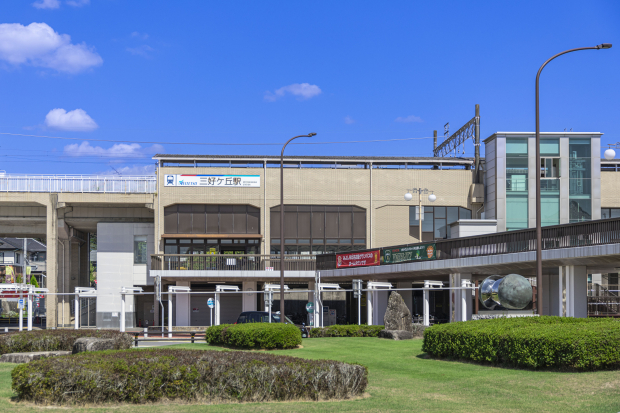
[
  {"x1": 612, "y1": 209, "x2": 620, "y2": 218},
  {"x1": 602, "y1": 208, "x2": 610, "y2": 219},
  {"x1": 569, "y1": 138, "x2": 591, "y2": 158},
  {"x1": 506, "y1": 138, "x2": 528, "y2": 156},
  {"x1": 422, "y1": 210, "x2": 433, "y2": 232},
  {"x1": 541, "y1": 195, "x2": 559, "y2": 227},
  {"x1": 0, "y1": 252, "x2": 4, "y2": 264},
  {"x1": 459, "y1": 208, "x2": 472, "y2": 220},
  {"x1": 447, "y1": 207, "x2": 459, "y2": 224},
  {"x1": 134, "y1": 236, "x2": 147, "y2": 264},
  {"x1": 434, "y1": 218, "x2": 446, "y2": 238},
  {"x1": 540, "y1": 138, "x2": 559, "y2": 156},
  {"x1": 570, "y1": 199, "x2": 592, "y2": 223},
  {"x1": 506, "y1": 194, "x2": 528, "y2": 230},
  {"x1": 506, "y1": 157, "x2": 528, "y2": 192}
]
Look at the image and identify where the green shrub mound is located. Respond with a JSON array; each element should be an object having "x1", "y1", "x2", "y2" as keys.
[
  {"x1": 206, "y1": 323, "x2": 301, "y2": 349},
  {"x1": 0, "y1": 330, "x2": 132, "y2": 354},
  {"x1": 423, "y1": 316, "x2": 620, "y2": 371},
  {"x1": 310, "y1": 324, "x2": 384, "y2": 338},
  {"x1": 12, "y1": 349, "x2": 368, "y2": 405}
]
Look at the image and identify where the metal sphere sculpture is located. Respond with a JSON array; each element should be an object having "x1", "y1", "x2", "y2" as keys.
[{"x1": 480, "y1": 274, "x2": 533, "y2": 310}]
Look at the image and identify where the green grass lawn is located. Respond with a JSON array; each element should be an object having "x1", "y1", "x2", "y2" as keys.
[{"x1": 0, "y1": 338, "x2": 619, "y2": 412}]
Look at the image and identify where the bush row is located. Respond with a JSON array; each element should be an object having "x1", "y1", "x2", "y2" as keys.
[
  {"x1": 310, "y1": 324, "x2": 384, "y2": 338},
  {"x1": 205, "y1": 323, "x2": 301, "y2": 349},
  {"x1": 422, "y1": 316, "x2": 620, "y2": 370},
  {"x1": 12, "y1": 349, "x2": 368, "y2": 405},
  {"x1": 0, "y1": 330, "x2": 132, "y2": 354}
]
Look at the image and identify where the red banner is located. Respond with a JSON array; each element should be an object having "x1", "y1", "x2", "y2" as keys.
[{"x1": 336, "y1": 250, "x2": 381, "y2": 268}]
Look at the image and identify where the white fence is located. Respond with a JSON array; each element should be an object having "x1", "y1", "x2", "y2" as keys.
[{"x1": 0, "y1": 175, "x2": 156, "y2": 193}]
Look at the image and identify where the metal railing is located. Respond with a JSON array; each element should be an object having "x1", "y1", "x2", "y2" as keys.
[
  {"x1": 0, "y1": 175, "x2": 156, "y2": 193},
  {"x1": 151, "y1": 254, "x2": 316, "y2": 272},
  {"x1": 317, "y1": 217, "x2": 620, "y2": 270}
]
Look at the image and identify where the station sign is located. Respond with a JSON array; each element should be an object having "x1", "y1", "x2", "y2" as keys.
[
  {"x1": 381, "y1": 243, "x2": 436, "y2": 264},
  {"x1": 336, "y1": 250, "x2": 380, "y2": 268},
  {"x1": 164, "y1": 174, "x2": 260, "y2": 188}
]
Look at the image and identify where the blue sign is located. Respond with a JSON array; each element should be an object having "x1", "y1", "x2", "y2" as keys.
[{"x1": 207, "y1": 298, "x2": 214, "y2": 309}]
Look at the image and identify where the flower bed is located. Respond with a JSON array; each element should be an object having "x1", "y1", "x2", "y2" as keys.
[
  {"x1": 310, "y1": 325, "x2": 385, "y2": 338},
  {"x1": 205, "y1": 323, "x2": 301, "y2": 349},
  {"x1": 12, "y1": 349, "x2": 368, "y2": 405},
  {"x1": 422, "y1": 316, "x2": 620, "y2": 370},
  {"x1": 0, "y1": 330, "x2": 132, "y2": 354}
]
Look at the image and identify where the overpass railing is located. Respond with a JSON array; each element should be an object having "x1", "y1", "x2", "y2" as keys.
[
  {"x1": 316, "y1": 217, "x2": 620, "y2": 270},
  {"x1": 0, "y1": 175, "x2": 156, "y2": 193},
  {"x1": 151, "y1": 254, "x2": 316, "y2": 272}
]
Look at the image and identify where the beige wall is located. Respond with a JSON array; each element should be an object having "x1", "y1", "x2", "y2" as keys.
[
  {"x1": 157, "y1": 166, "x2": 474, "y2": 253},
  {"x1": 601, "y1": 172, "x2": 620, "y2": 208}
]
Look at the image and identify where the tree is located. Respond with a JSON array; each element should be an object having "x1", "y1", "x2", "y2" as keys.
[{"x1": 30, "y1": 275, "x2": 39, "y2": 288}]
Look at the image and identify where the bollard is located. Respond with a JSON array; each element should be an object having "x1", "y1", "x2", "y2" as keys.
[
  {"x1": 144, "y1": 327, "x2": 148, "y2": 338},
  {"x1": 134, "y1": 333, "x2": 139, "y2": 347},
  {"x1": 4, "y1": 328, "x2": 7, "y2": 333},
  {"x1": 191, "y1": 332, "x2": 195, "y2": 344}
]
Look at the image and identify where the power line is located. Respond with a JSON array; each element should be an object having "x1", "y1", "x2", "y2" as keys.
[{"x1": 0, "y1": 132, "x2": 435, "y2": 146}]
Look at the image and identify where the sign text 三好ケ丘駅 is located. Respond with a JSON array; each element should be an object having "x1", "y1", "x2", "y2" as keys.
[
  {"x1": 336, "y1": 250, "x2": 381, "y2": 268},
  {"x1": 381, "y1": 243, "x2": 436, "y2": 264},
  {"x1": 164, "y1": 174, "x2": 260, "y2": 188}
]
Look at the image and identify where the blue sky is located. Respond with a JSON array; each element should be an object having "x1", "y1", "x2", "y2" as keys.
[{"x1": 0, "y1": 0, "x2": 618, "y2": 175}]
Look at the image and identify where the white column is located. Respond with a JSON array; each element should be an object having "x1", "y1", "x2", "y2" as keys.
[
  {"x1": 167, "y1": 291, "x2": 173, "y2": 338},
  {"x1": 27, "y1": 285, "x2": 33, "y2": 331},
  {"x1": 74, "y1": 290, "x2": 79, "y2": 330},
  {"x1": 242, "y1": 281, "x2": 257, "y2": 312},
  {"x1": 313, "y1": 284, "x2": 320, "y2": 327},
  {"x1": 18, "y1": 288, "x2": 23, "y2": 332},
  {"x1": 175, "y1": 281, "x2": 190, "y2": 327},
  {"x1": 461, "y1": 279, "x2": 468, "y2": 322},
  {"x1": 214, "y1": 291, "x2": 220, "y2": 326},
  {"x1": 559, "y1": 266, "x2": 564, "y2": 316},
  {"x1": 120, "y1": 292, "x2": 126, "y2": 332},
  {"x1": 366, "y1": 284, "x2": 374, "y2": 326},
  {"x1": 423, "y1": 281, "x2": 430, "y2": 326},
  {"x1": 307, "y1": 281, "x2": 315, "y2": 326}
]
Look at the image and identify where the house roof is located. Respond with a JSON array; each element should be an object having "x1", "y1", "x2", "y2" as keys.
[{"x1": 0, "y1": 238, "x2": 46, "y2": 252}]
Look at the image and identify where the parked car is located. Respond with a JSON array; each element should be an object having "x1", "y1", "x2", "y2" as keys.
[{"x1": 235, "y1": 311, "x2": 310, "y2": 338}]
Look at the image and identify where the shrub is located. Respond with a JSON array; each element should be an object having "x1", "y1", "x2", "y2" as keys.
[
  {"x1": 12, "y1": 349, "x2": 368, "y2": 405},
  {"x1": 0, "y1": 330, "x2": 132, "y2": 354},
  {"x1": 205, "y1": 323, "x2": 301, "y2": 349},
  {"x1": 422, "y1": 316, "x2": 620, "y2": 371},
  {"x1": 310, "y1": 324, "x2": 385, "y2": 338}
]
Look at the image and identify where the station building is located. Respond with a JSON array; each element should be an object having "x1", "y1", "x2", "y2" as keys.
[{"x1": 1, "y1": 130, "x2": 619, "y2": 329}]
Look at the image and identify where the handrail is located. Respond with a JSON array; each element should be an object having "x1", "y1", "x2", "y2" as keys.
[
  {"x1": 0, "y1": 175, "x2": 156, "y2": 194},
  {"x1": 151, "y1": 254, "x2": 316, "y2": 272},
  {"x1": 316, "y1": 217, "x2": 620, "y2": 270}
]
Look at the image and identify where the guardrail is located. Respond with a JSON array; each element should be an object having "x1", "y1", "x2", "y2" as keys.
[
  {"x1": 151, "y1": 254, "x2": 316, "y2": 272},
  {"x1": 316, "y1": 217, "x2": 620, "y2": 270},
  {"x1": 0, "y1": 175, "x2": 156, "y2": 193}
]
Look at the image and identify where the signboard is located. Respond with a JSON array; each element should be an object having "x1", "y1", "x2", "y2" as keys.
[
  {"x1": 0, "y1": 291, "x2": 23, "y2": 299},
  {"x1": 207, "y1": 298, "x2": 215, "y2": 309},
  {"x1": 265, "y1": 267, "x2": 274, "y2": 271},
  {"x1": 18, "y1": 299, "x2": 23, "y2": 309},
  {"x1": 336, "y1": 250, "x2": 380, "y2": 268},
  {"x1": 164, "y1": 174, "x2": 260, "y2": 188},
  {"x1": 305, "y1": 302, "x2": 314, "y2": 313},
  {"x1": 381, "y1": 243, "x2": 436, "y2": 265},
  {"x1": 192, "y1": 308, "x2": 199, "y2": 313}
]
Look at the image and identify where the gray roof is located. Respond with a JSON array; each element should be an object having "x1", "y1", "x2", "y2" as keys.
[
  {"x1": 0, "y1": 238, "x2": 46, "y2": 252},
  {"x1": 153, "y1": 154, "x2": 477, "y2": 163}
]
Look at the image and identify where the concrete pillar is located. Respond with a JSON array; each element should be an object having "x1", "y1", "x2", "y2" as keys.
[
  {"x1": 175, "y1": 281, "x2": 190, "y2": 327},
  {"x1": 366, "y1": 283, "x2": 374, "y2": 326},
  {"x1": 397, "y1": 282, "x2": 413, "y2": 317},
  {"x1": 449, "y1": 273, "x2": 461, "y2": 323},
  {"x1": 572, "y1": 266, "x2": 588, "y2": 318},
  {"x1": 214, "y1": 291, "x2": 220, "y2": 326},
  {"x1": 46, "y1": 194, "x2": 58, "y2": 329},
  {"x1": 242, "y1": 281, "x2": 257, "y2": 312},
  {"x1": 423, "y1": 281, "x2": 430, "y2": 326},
  {"x1": 374, "y1": 290, "x2": 388, "y2": 326}
]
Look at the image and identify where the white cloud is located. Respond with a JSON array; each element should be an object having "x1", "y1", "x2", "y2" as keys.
[
  {"x1": 0, "y1": 23, "x2": 102, "y2": 73},
  {"x1": 395, "y1": 115, "x2": 423, "y2": 123},
  {"x1": 131, "y1": 31, "x2": 149, "y2": 40},
  {"x1": 66, "y1": 0, "x2": 90, "y2": 6},
  {"x1": 45, "y1": 108, "x2": 98, "y2": 131},
  {"x1": 264, "y1": 83, "x2": 322, "y2": 102},
  {"x1": 33, "y1": 0, "x2": 60, "y2": 9},
  {"x1": 344, "y1": 116, "x2": 355, "y2": 125},
  {"x1": 64, "y1": 141, "x2": 164, "y2": 159},
  {"x1": 126, "y1": 45, "x2": 154, "y2": 58}
]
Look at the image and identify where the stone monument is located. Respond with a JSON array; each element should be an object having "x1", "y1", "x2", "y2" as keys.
[{"x1": 379, "y1": 292, "x2": 414, "y2": 340}]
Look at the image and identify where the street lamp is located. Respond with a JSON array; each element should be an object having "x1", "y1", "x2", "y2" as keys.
[
  {"x1": 404, "y1": 188, "x2": 436, "y2": 241},
  {"x1": 280, "y1": 133, "x2": 317, "y2": 323},
  {"x1": 535, "y1": 43, "x2": 612, "y2": 316},
  {"x1": 604, "y1": 143, "x2": 619, "y2": 160}
]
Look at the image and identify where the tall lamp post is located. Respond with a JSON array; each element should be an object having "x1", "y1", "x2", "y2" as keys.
[
  {"x1": 404, "y1": 188, "x2": 437, "y2": 241},
  {"x1": 280, "y1": 133, "x2": 317, "y2": 323},
  {"x1": 535, "y1": 43, "x2": 612, "y2": 315}
]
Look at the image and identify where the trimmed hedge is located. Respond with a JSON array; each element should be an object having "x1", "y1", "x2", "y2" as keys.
[
  {"x1": 12, "y1": 349, "x2": 368, "y2": 405},
  {"x1": 310, "y1": 325, "x2": 384, "y2": 338},
  {"x1": 205, "y1": 323, "x2": 301, "y2": 349},
  {"x1": 0, "y1": 330, "x2": 132, "y2": 354},
  {"x1": 423, "y1": 316, "x2": 620, "y2": 371}
]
